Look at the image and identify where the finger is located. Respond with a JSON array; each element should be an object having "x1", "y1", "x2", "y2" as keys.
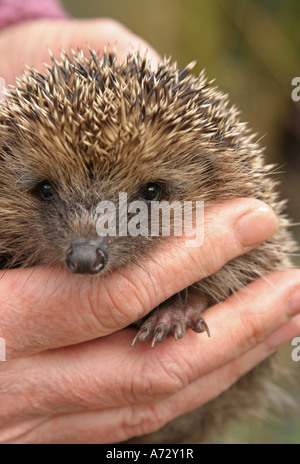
[
  {"x1": 2, "y1": 269, "x2": 300, "y2": 428},
  {"x1": 0, "y1": 197, "x2": 278, "y2": 358},
  {"x1": 58, "y1": 18, "x2": 162, "y2": 68},
  {"x1": 0, "y1": 18, "x2": 161, "y2": 85},
  {"x1": 143, "y1": 315, "x2": 300, "y2": 434},
  {"x1": 75, "y1": 18, "x2": 162, "y2": 67},
  {"x1": 6, "y1": 315, "x2": 300, "y2": 445}
]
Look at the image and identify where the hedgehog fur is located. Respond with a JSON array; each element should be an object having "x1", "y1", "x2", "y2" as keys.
[{"x1": 0, "y1": 50, "x2": 296, "y2": 443}]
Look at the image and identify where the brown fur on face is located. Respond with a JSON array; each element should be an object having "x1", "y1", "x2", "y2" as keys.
[{"x1": 0, "y1": 51, "x2": 296, "y2": 442}]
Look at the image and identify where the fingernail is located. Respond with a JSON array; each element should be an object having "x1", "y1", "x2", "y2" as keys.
[
  {"x1": 287, "y1": 287, "x2": 300, "y2": 317},
  {"x1": 235, "y1": 207, "x2": 278, "y2": 248}
]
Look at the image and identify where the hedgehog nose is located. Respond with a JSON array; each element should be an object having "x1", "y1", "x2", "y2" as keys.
[{"x1": 66, "y1": 239, "x2": 107, "y2": 275}]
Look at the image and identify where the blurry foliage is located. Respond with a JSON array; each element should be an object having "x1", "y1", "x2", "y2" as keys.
[{"x1": 63, "y1": 0, "x2": 300, "y2": 444}]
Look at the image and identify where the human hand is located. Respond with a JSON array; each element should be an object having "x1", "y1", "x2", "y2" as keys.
[
  {"x1": 0, "y1": 198, "x2": 299, "y2": 444},
  {"x1": 0, "y1": 17, "x2": 161, "y2": 84}
]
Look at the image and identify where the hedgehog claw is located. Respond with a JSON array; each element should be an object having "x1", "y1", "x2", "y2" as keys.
[
  {"x1": 131, "y1": 327, "x2": 150, "y2": 346},
  {"x1": 172, "y1": 321, "x2": 185, "y2": 340},
  {"x1": 196, "y1": 319, "x2": 210, "y2": 337},
  {"x1": 151, "y1": 326, "x2": 166, "y2": 347},
  {"x1": 191, "y1": 317, "x2": 210, "y2": 337},
  {"x1": 132, "y1": 295, "x2": 209, "y2": 347}
]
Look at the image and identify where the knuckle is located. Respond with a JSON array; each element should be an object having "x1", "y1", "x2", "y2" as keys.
[
  {"x1": 116, "y1": 271, "x2": 153, "y2": 320},
  {"x1": 122, "y1": 403, "x2": 168, "y2": 439},
  {"x1": 139, "y1": 352, "x2": 186, "y2": 398},
  {"x1": 98, "y1": 18, "x2": 129, "y2": 39},
  {"x1": 239, "y1": 311, "x2": 268, "y2": 350},
  {"x1": 74, "y1": 279, "x2": 128, "y2": 334},
  {"x1": 199, "y1": 231, "x2": 226, "y2": 276}
]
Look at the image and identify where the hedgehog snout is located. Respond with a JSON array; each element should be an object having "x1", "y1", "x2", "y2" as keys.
[{"x1": 66, "y1": 238, "x2": 107, "y2": 275}]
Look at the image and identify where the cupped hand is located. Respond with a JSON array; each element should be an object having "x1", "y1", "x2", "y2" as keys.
[
  {"x1": 0, "y1": 17, "x2": 161, "y2": 85},
  {"x1": 0, "y1": 198, "x2": 299, "y2": 444}
]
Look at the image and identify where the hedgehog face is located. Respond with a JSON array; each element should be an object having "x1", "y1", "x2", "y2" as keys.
[
  {"x1": 0, "y1": 126, "x2": 213, "y2": 274},
  {"x1": 0, "y1": 136, "x2": 186, "y2": 273},
  {"x1": 0, "y1": 51, "x2": 265, "y2": 274}
]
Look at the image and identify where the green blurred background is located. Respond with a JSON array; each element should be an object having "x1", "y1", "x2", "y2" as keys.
[{"x1": 62, "y1": 0, "x2": 300, "y2": 444}]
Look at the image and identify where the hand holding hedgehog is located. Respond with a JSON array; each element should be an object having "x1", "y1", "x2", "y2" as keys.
[
  {"x1": 0, "y1": 199, "x2": 299, "y2": 443},
  {"x1": 0, "y1": 11, "x2": 299, "y2": 443}
]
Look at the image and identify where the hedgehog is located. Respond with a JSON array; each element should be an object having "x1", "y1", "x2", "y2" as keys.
[{"x1": 0, "y1": 50, "x2": 295, "y2": 443}]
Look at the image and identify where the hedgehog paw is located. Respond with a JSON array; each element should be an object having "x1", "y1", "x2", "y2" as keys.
[{"x1": 131, "y1": 302, "x2": 210, "y2": 348}]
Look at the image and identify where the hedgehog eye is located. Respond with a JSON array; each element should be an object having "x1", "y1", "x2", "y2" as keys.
[
  {"x1": 37, "y1": 180, "x2": 55, "y2": 201},
  {"x1": 140, "y1": 183, "x2": 162, "y2": 202}
]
